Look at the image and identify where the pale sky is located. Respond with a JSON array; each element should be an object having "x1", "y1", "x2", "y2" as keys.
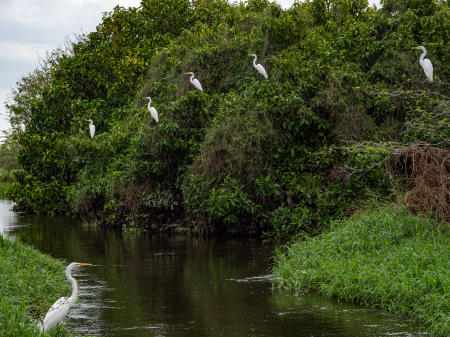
[{"x1": 0, "y1": 0, "x2": 381, "y2": 141}]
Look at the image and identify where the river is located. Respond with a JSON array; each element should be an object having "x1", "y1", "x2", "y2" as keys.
[{"x1": 0, "y1": 199, "x2": 426, "y2": 337}]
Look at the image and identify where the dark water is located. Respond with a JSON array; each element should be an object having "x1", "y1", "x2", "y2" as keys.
[{"x1": 0, "y1": 200, "x2": 427, "y2": 337}]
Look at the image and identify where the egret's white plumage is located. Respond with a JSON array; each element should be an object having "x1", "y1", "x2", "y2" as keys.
[
  {"x1": 146, "y1": 97, "x2": 159, "y2": 123},
  {"x1": 413, "y1": 46, "x2": 433, "y2": 82},
  {"x1": 249, "y1": 54, "x2": 268, "y2": 79},
  {"x1": 39, "y1": 262, "x2": 92, "y2": 333},
  {"x1": 185, "y1": 72, "x2": 203, "y2": 91},
  {"x1": 88, "y1": 119, "x2": 95, "y2": 138}
]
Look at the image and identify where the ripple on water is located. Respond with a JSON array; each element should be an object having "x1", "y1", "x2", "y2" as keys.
[
  {"x1": 0, "y1": 199, "x2": 429, "y2": 337},
  {"x1": 225, "y1": 274, "x2": 274, "y2": 283}
]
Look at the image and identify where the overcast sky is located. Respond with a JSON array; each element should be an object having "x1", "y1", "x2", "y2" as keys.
[{"x1": 0, "y1": 0, "x2": 381, "y2": 141}]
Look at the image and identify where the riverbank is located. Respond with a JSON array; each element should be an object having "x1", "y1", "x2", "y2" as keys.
[
  {"x1": 0, "y1": 182, "x2": 10, "y2": 198},
  {"x1": 0, "y1": 233, "x2": 73, "y2": 336},
  {"x1": 273, "y1": 206, "x2": 449, "y2": 336}
]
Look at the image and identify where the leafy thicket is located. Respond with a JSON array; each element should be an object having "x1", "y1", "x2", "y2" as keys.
[
  {"x1": 6, "y1": 0, "x2": 450, "y2": 234},
  {"x1": 0, "y1": 143, "x2": 20, "y2": 183}
]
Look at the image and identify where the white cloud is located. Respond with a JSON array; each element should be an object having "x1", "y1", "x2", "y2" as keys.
[
  {"x1": 0, "y1": 40, "x2": 54, "y2": 63},
  {"x1": 0, "y1": 0, "x2": 141, "y2": 140}
]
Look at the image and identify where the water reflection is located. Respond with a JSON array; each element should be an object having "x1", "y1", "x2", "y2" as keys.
[
  {"x1": 0, "y1": 199, "x2": 21, "y2": 235},
  {"x1": 0, "y1": 199, "x2": 426, "y2": 337}
]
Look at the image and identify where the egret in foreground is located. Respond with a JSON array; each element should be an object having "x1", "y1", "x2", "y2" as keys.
[
  {"x1": 412, "y1": 46, "x2": 433, "y2": 82},
  {"x1": 145, "y1": 97, "x2": 159, "y2": 123},
  {"x1": 39, "y1": 262, "x2": 92, "y2": 333},
  {"x1": 87, "y1": 119, "x2": 95, "y2": 138},
  {"x1": 185, "y1": 72, "x2": 203, "y2": 91},
  {"x1": 249, "y1": 54, "x2": 268, "y2": 79}
]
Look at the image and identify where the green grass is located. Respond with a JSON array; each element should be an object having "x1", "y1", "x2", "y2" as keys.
[
  {"x1": 0, "y1": 234, "x2": 86, "y2": 336},
  {"x1": 0, "y1": 182, "x2": 10, "y2": 198},
  {"x1": 0, "y1": 167, "x2": 14, "y2": 183},
  {"x1": 273, "y1": 206, "x2": 450, "y2": 336}
]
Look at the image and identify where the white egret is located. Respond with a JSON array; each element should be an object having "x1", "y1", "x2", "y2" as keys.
[
  {"x1": 412, "y1": 46, "x2": 433, "y2": 82},
  {"x1": 39, "y1": 262, "x2": 92, "y2": 333},
  {"x1": 185, "y1": 72, "x2": 203, "y2": 91},
  {"x1": 249, "y1": 54, "x2": 268, "y2": 79},
  {"x1": 145, "y1": 97, "x2": 159, "y2": 123},
  {"x1": 87, "y1": 119, "x2": 95, "y2": 138}
]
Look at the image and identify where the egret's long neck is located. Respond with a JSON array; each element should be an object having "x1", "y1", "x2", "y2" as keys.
[
  {"x1": 419, "y1": 49, "x2": 427, "y2": 64},
  {"x1": 190, "y1": 73, "x2": 195, "y2": 82},
  {"x1": 66, "y1": 267, "x2": 78, "y2": 301},
  {"x1": 252, "y1": 55, "x2": 257, "y2": 67}
]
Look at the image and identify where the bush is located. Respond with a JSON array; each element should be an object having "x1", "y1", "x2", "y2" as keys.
[{"x1": 5, "y1": 0, "x2": 449, "y2": 234}]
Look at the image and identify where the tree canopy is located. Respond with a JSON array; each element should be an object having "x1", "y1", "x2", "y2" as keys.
[{"x1": 6, "y1": 0, "x2": 449, "y2": 235}]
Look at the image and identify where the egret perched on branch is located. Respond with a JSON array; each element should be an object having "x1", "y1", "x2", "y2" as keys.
[
  {"x1": 145, "y1": 97, "x2": 159, "y2": 123},
  {"x1": 249, "y1": 54, "x2": 268, "y2": 79},
  {"x1": 185, "y1": 72, "x2": 203, "y2": 91},
  {"x1": 412, "y1": 46, "x2": 433, "y2": 82},
  {"x1": 39, "y1": 262, "x2": 92, "y2": 333},
  {"x1": 87, "y1": 119, "x2": 95, "y2": 138}
]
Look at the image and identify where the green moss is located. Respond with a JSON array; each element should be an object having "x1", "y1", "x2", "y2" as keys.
[{"x1": 273, "y1": 206, "x2": 450, "y2": 336}]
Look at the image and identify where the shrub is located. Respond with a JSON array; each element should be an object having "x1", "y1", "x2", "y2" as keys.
[
  {"x1": 389, "y1": 145, "x2": 449, "y2": 224},
  {"x1": 4, "y1": 0, "x2": 449, "y2": 234}
]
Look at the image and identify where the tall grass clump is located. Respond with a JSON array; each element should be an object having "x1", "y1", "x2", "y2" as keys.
[
  {"x1": 0, "y1": 234, "x2": 84, "y2": 336},
  {"x1": 0, "y1": 143, "x2": 20, "y2": 198},
  {"x1": 0, "y1": 182, "x2": 10, "y2": 198},
  {"x1": 273, "y1": 206, "x2": 450, "y2": 336}
]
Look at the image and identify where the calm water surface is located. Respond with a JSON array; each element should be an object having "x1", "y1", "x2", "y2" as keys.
[{"x1": 0, "y1": 199, "x2": 426, "y2": 337}]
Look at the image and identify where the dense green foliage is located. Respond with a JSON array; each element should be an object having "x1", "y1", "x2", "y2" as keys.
[
  {"x1": 6, "y1": 0, "x2": 450, "y2": 234},
  {"x1": 0, "y1": 183, "x2": 9, "y2": 198},
  {"x1": 0, "y1": 234, "x2": 82, "y2": 336},
  {"x1": 0, "y1": 144, "x2": 20, "y2": 197},
  {"x1": 0, "y1": 143, "x2": 20, "y2": 184},
  {"x1": 273, "y1": 206, "x2": 450, "y2": 336}
]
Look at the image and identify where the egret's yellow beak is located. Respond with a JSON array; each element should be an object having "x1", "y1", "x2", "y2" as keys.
[
  {"x1": 412, "y1": 47, "x2": 419, "y2": 50},
  {"x1": 76, "y1": 263, "x2": 92, "y2": 266},
  {"x1": 184, "y1": 72, "x2": 190, "y2": 75}
]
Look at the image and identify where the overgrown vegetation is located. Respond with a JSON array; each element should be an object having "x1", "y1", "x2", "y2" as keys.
[
  {"x1": 0, "y1": 143, "x2": 20, "y2": 182},
  {"x1": 0, "y1": 143, "x2": 20, "y2": 197},
  {"x1": 0, "y1": 183, "x2": 9, "y2": 198},
  {"x1": 5, "y1": 0, "x2": 449, "y2": 234},
  {"x1": 0, "y1": 234, "x2": 84, "y2": 336},
  {"x1": 273, "y1": 206, "x2": 450, "y2": 336}
]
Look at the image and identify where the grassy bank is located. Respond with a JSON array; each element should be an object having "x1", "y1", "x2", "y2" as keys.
[
  {"x1": 273, "y1": 206, "x2": 449, "y2": 336},
  {"x1": 0, "y1": 234, "x2": 74, "y2": 336},
  {"x1": 0, "y1": 182, "x2": 10, "y2": 198}
]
